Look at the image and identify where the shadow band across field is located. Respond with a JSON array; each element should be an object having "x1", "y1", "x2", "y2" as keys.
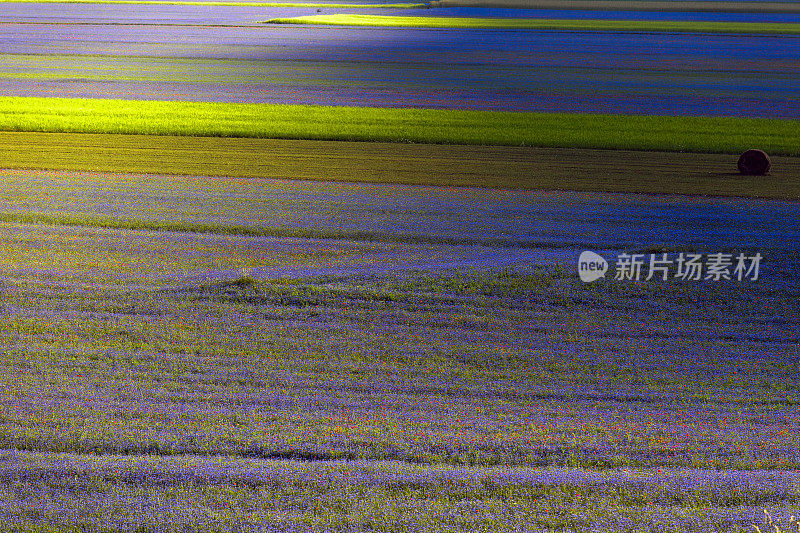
[{"x1": 2, "y1": 132, "x2": 799, "y2": 198}]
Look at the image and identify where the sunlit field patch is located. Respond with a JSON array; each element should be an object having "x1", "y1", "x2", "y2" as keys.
[
  {"x1": 265, "y1": 13, "x2": 800, "y2": 33},
  {"x1": 1, "y1": 97, "x2": 799, "y2": 155}
]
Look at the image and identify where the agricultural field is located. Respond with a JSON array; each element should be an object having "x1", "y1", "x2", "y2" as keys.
[
  {"x1": 0, "y1": 0, "x2": 799, "y2": 531},
  {"x1": 264, "y1": 14, "x2": 800, "y2": 32}
]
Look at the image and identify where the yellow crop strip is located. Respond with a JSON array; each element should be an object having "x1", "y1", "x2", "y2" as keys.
[{"x1": 265, "y1": 14, "x2": 800, "y2": 33}]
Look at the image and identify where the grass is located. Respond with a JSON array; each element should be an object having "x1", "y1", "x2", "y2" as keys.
[
  {"x1": 0, "y1": 96, "x2": 562, "y2": 147},
  {"x1": 754, "y1": 511, "x2": 800, "y2": 533},
  {"x1": 1, "y1": 97, "x2": 799, "y2": 156},
  {"x1": 265, "y1": 14, "x2": 800, "y2": 33}
]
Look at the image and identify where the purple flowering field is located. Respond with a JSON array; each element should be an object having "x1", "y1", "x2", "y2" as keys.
[
  {"x1": 0, "y1": 0, "x2": 799, "y2": 531},
  {"x1": 0, "y1": 166, "x2": 796, "y2": 531},
  {"x1": 2, "y1": 2, "x2": 800, "y2": 115}
]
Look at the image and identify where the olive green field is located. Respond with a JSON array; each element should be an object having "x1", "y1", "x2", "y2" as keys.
[{"x1": 2, "y1": 132, "x2": 799, "y2": 199}]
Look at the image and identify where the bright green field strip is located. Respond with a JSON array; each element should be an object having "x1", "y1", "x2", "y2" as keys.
[
  {"x1": 265, "y1": 14, "x2": 800, "y2": 33},
  {"x1": 0, "y1": 0, "x2": 425, "y2": 7},
  {"x1": 2, "y1": 97, "x2": 800, "y2": 156}
]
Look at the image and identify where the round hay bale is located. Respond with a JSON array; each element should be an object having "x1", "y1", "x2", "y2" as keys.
[{"x1": 737, "y1": 149, "x2": 771, "y2": 175}]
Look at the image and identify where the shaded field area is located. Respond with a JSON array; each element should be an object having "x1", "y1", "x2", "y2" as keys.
[
  {"x1": 394, "y1": 6, "x2": 800, "y2": 21},
  {"x1": 3, "y1": 14, "x2": 799, "y2": 116},
  {"x1": 430, "y1": 0, "x2": 800, "y2": 13},
  {"x1": 2, "y1": 133, "x2": 800, "y2": 198},
  {"x1": 0, "y1": 173, "x2": 795, "y2": 287},
  {"x1": 0, "y1": 221, "x2": 558, "y2": 287}
]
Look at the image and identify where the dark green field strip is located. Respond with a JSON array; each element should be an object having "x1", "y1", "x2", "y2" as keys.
[
  {"x1": 431, "y1": 0, "x2": 800, "y2": 14},
  {"x1": 265, "y1": 14, "x2": 800, "y2": 33},
  {"x1": 1, "y1": 132, "x2": 798, "y2": 198},
  {"x1": 1, "y1": 97, "x2": 799, "y2": 156}
]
